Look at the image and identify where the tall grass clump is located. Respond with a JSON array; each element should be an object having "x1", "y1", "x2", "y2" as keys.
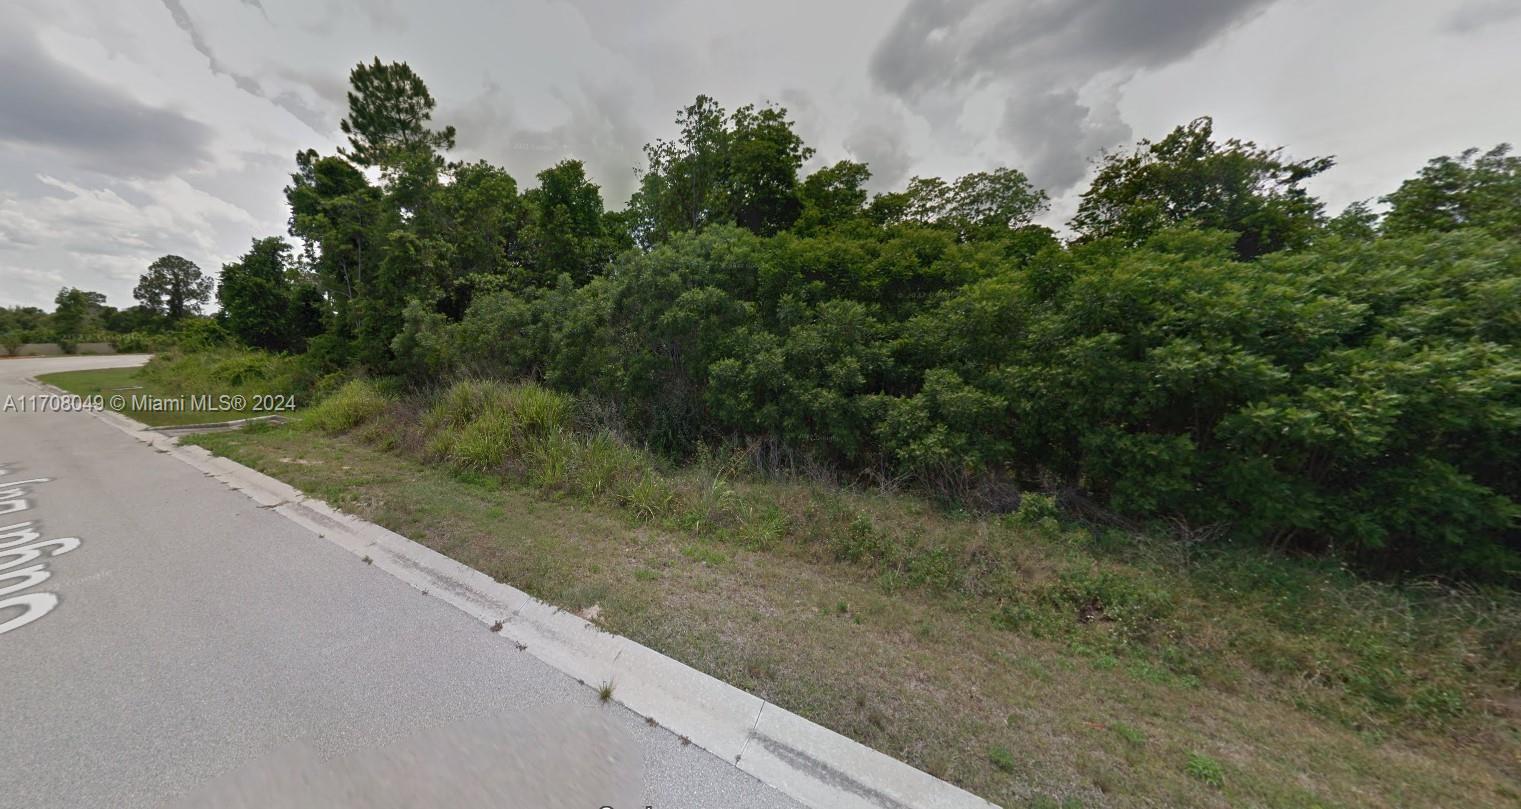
[
  {"x1": 302, "y1": 379, "x2": 390, "y2": 432},
  {"x1": 424, "y1": 380, "x2": 573, "y2": 471}
]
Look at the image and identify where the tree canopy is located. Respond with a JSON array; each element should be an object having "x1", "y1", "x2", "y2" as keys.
[
  {"x1": 1070, "y1": 116, "x2": 1333, "y2": 260},
  {"x1": 187, "y1": 58, "x2": 1521, "y2": 581},
  {"x1": 133, "y1": 255, "x2": 213, "y2": 320}
]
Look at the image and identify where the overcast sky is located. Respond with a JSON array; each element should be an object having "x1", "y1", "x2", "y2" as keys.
[{"x1": 2, "y1": 0, "x2": 1519, "y2": 310}]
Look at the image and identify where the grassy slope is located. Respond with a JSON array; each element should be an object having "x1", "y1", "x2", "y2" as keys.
[
  {"x1": 37, "y1": 366, "x2": 244, "y2": 426},
  {"x1": 39, "y1": 356, "x2": 297, "y2": 427},
  {"x1": 190, "y1": 416, "x2": 1520, "y2": 809}
]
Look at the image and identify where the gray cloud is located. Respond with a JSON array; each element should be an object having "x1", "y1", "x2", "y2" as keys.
[
  {"x1": 870, "y1": 0, "x2": 1276, "y2": 191},
  {"x1": 1443, "y1": 0, "x2": 1521, "y2": 34},
  {"x1": 447, "y1": 78, "x2": 649, "y2": 205},
  {"x1": 872, "y1": 0, "x2": 1275, "y2": 99},
  {"x1": 156, "y1": 0, "x2": 335, "y2": 133},
  {"x1": 844, "y1": 121, "x2": 914, "y2": 191},
  {"x1": 1001, "y1": 89, "x2": 1130, "y2": 192},
  {"x1": 0, "y1": 30, "x2": 212, "y2": 178}
]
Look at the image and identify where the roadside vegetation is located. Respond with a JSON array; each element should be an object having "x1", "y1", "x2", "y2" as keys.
[
  {"x1": 38, "y1": 349, "x2": 310, "y2": 427},
  {"x1": 187, "y1": 380, "x2": 1520, "y2": 807},
  {"x1": 66, "y1": 55, "x2": 1521, "y2": 806}
]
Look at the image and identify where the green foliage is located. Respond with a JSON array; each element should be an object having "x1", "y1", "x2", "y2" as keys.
[
  {"x1": 134, "y1": 255, "x2": 213, "y2": 320},
  {"x1": 133, "y1": 348, "x2": 311, "y2": 417},
  {"x1": 519, "y1": 160, "x2": 621, "y2": 285},
  {"x1": 50, "y1": 287, "x2": 107, "y2": 339},
  {"x1": 424, "y1": 380, "x2": 573, "y2": 471},
  {"x1": 1070, "y1": 116, "x2": 1332, "y2": 260},
  {"x1": 205, "y1": 56, "x2": 1521, "y2": 581},
  {"x1": 1383, "y1": 144, "x2": 1521, "y2": 241},
  {"x1": 301, "y1": 379, "x2": 390, "y2": 433},
  {"x1": 628, "y1": 95, "x2": 814, "y2": 243},
  {"x1": 218, "y1": 236, "x2": 324, "y2": 352},
  {"x1": 1185, "y1": 753, "x2": 1225, "y2": 788},
  {"x1": 338, "y1": 57, "x2": 455, "y2": 170}
]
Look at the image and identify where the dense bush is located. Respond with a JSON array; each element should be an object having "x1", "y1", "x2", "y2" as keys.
[{"x1": 191, "y1": 59, "x2": 1521, "y2": 580}]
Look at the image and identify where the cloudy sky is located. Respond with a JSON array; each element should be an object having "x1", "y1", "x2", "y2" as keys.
[{"x1": 2, "y1": 0, "x2": 1519, "y2": 310}]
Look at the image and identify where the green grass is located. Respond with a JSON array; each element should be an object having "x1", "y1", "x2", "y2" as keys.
[
  {"x1": 38, "y1": 349, "x2": 309, "y2": 427},
  {"x1": 181, "y1": 378, "x2": 1521, "y2": 808}
]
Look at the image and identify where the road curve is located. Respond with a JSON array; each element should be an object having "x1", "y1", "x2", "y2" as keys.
[{"x1": 0, "y1": 355, "x2": 802, "y2": 809}]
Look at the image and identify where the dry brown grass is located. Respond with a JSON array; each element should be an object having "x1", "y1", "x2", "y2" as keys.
[{"x1": 191, "y1": 422, "x2": 1520, "y2": 809}]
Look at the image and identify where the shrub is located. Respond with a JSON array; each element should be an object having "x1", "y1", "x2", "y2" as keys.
[{"x1": 302, "y1": 379, "x2": 390, "y2": 432}]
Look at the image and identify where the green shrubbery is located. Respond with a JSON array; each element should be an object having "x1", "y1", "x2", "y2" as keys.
[
  {"x1": 373, "y1": 224, "x2": 1519, "y2": 579},
  {"x1": 196, "y1": 58, "x2": 1521, "y2": 580},
  {"x1": 300, "y1": 379, "x2": 391, "y2": 432}
]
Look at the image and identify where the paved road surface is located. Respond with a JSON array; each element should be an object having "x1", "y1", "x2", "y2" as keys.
[{"x1": 0, "y1": 355, "x2": 803, "y2": 809}]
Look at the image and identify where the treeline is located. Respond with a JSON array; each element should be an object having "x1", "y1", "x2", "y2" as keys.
[
  {"x1": 3, "y1": 255, "x2": 224, "y2": 352},
  {"x1": 215, "y1": 59, "x2": 1519, "y2": 580}
]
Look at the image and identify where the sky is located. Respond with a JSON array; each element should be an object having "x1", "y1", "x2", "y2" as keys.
[{"x1": 2, "y1": 0, "x2": 1519, "y2": 310}]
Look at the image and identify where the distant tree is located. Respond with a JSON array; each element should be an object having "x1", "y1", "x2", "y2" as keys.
[
  {"x1": 339, "y1": 58, "x2": 455, "y2": 171},
  {"x1": 864, "y1": 168, "x2": 1048, "y2": 239},
  {"x1": 101, "y1": 305, "x2": 159, "y2": 334},
  {"x1": 1070, "y1": 117, "x2": 1332, "y2": 260},
  {"x1": 1325, "y1": 200, "x2": 1379, "y2": 240},
  {"x1": 0, "y1": 306, "x2": 47, "y2": 335},
  {"x1": 1382, "y1": 144, "x2": 1521, "y2": 240},
  {"x1": 51, "y1": 287, "x2": 107, "y2": 337},
  {"x1": 134, "y1": 255, "x2": 213, "y2": 320}
]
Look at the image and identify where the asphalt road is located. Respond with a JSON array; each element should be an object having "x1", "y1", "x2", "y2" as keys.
[{"x1": 0, "y1": 355, "x2": 803, "y2": 809}]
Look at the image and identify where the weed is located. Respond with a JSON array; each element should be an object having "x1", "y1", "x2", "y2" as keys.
[
  {"x1": 1186, "y1": 753, "x2": 1224, "y2": 788},
  {"x1": 598, "y1": 681, "x2": 615, "y2": 702},
  {"x1": 988, "y1": 746, "x2": 1017, "y2": 774},
  {"x1": 1111, "y1": 723, "x2": 1146, "y2": 746},
  {"x1": 620, "y1": 475, "x2": 677, "y2": 523},
  {"x1": 680, "y1": 543, "x2": 728, "y2": 566}
]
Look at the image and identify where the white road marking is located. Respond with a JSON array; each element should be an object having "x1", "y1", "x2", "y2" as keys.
[{"x1": 0, "y1": 471, "x2": 80, "y2": 636}]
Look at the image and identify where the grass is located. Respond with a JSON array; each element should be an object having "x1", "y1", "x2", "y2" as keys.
[
  {"x1": 184, "y1": 378, "x2": 1521, "y2": 808},
  {"x1": 38, "y1": 349, "x2": 307, "y2": 427}
]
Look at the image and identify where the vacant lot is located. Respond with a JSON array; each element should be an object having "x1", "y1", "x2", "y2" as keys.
[{"x1": 187, "y1": 388, "x2": 1520, "y2": 809}]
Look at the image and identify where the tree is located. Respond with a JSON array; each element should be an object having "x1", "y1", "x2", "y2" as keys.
[
  {"x1": 285, "y1": 149, "x2": 385, "y2": 346},
  {"x1": 863, "y1": 169, "x2": 1048, "y2": 239},
  {"x1": 1070, "y1": 117, "x2": 1332, "y2": 260},
  {"x1": 219, "y1": 237, "x2": 303, "y2": 351},
  {"x1": 51, "y1": 287, "x2": 107, "y2": 338},
  {"x1": 943, "y1": 169, "x2": 1050, "y2": 234},
  {"x1": 339, "y1": 58, "x2": 456, "y2": 171},
  {"x1": 1382, "y1": 144, "x2": 1521, "y2": 240},
  {"x1": 628, "y1": 96, "x2": 812, "y2": 244},
  {"x1": 521, "y1": 160, "x2": 613, "y2": 285},
  {"x1": 134, "y1": 255, "x2": 213, "y2": 320},
  {"x1": 726, "y1": 103, "x2": 814, "y2": 235},
  {"x1": 795, "y1": 161, "x2": 871, "y2": 234}
]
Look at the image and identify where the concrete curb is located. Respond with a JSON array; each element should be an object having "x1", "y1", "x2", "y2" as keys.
[{"x1": 31, "y1": 376, "x2": 999, "y2": 809}]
